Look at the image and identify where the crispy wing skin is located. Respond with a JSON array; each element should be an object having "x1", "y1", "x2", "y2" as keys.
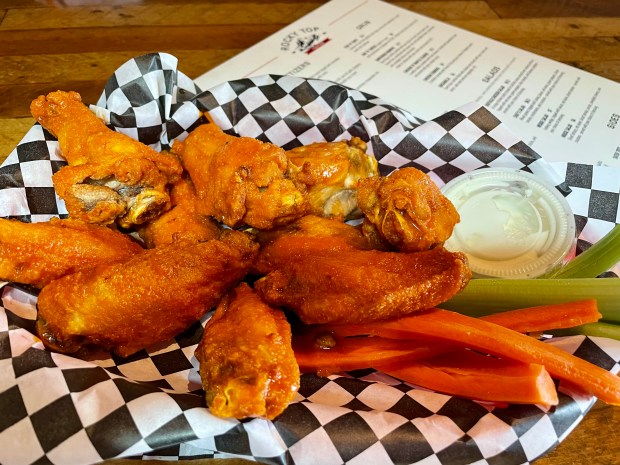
[
  {"x1": 30, "y1": 91, "x2": 182, "y2": 227},
  {"x1": 172, "y1": 124, "x2": 308, "y2": 229},
  {"x1": 254, "y1": 235, "x2": 471, "y2": 324},
  {"x1": 36, "y1": 230, "x2": 258, "y2": 357},
  {"x1": 0, "y1": 217, "x2": 142, "y2": 287},
  {"x1": 253, "y1": 214, "x2": 387, "y2": 274},
  {"x1": 137, "y1": 175, "x2": 221, "y2": 248},
  {"x1": 286, "y1": 137, "x2": 378, "y2": 219},
  {"x1": 357, "y1": 167, "x2": 460, "y2": 252},
  {"x1": 196, "y1": 283, "x2": 300, "y2": 420}
]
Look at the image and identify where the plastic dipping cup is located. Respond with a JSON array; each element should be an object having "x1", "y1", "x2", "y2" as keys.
[{"x1": 440, "y1": 168, "x2": 576, "y2": 279}]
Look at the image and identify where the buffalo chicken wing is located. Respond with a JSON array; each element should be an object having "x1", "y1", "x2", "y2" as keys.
[
  {"x1": 286, "y1": 137, "x2": 377, "y2": 220},
  {"x1": 0, "y1": 217, "x2": 142, "y2": 288},
  {"x1": 172, "y1": 124, "x2": 308, "y2": 229},
  {"x1": 357, "y1": 167, "x2": 459, "y2": 252},
  {"x1": 30, "y1": 91, "x2": 182, "y2": 228},
  {"x1": 196, "y1": 283, "x2": 300, "y2": 420},
  {"x1": 36, "y1": 230, "x2": 258, "y2": 357},
  {"x1": 253, "y1": 233, "x2": 471, "y2": 324},
  {"x1": 137, "y1": 175, "x2": 221, "y2": 248}
]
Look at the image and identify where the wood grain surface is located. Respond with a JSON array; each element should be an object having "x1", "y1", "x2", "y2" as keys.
[{"x1": 1, "y1": 1, "x2": 619, "y2": 464}]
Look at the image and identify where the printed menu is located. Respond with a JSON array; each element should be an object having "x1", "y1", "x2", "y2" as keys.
[{"x1": 195, "y1": 0, "x2": 620, "y2": 167}]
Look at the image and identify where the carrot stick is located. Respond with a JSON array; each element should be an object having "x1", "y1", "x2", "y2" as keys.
[
  {"x1": 294, "y1": 300, "x2": 602, "y2": 375},
  {"x1": 377, "y1": 349, "x2": 559, "y2": 407},
  {"x1": 360, "y1": 308, "x2": 620, "y2": 405},
  {"x1": 320, "y1": 300, "x2": 602, "y2": 338},
  {"x1": 479, "y1": 299, "x2": 601, "y2": 333},
  {"x1": 293, "y1": 330, "x2": 449, "y2": 374}
]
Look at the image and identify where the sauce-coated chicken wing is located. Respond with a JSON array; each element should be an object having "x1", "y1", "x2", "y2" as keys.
[
  {"x1": 254, "y1": 214, "x2": 378, "y2": 262},
  {"x1": 36, "y1": 230, "x2": 258, "y2": 357},
  {"x1": 30, "y1": 91, "x2": 182, "y2": 227},
  {"x1": 196, "y1": 283, "x2": 300, "y2": 420},
  {"x1": 0, "y1": 217, "x2": 142, "y2": 287},
  {"x1": 357, "y1": 167, "x2": 459, "y2": 252},
  {"x1": 254, "y1": 233, "x2": 471, "y2": 324},
  {"x1": 286, "y1": 137, "x2": 378, "y2": 219},
  {"x1": 172, "y1": 124, "x2": 308, "y2": 229},
  {"x1": 137, "y1": 175, "x2": 221, "y2": 248}
]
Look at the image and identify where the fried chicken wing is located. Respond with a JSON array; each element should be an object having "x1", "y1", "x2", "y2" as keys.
[
  {"x1": 286, "y1": 137, "x2": 378, "y2": 219},
  {"x1": 196, "y1": 283, "x2": 300, "y2": 420},
  {"x1": 256, "y1": 214, "x2": 375, "y2": 253},
  {"x1": 172, "y1": 124, "x2": 308, "y2": 229},
  {"x1": 30, "y1": 91, "x2": 182, "y2": 227},
  {"x1": 253, "y1": 215, "x2": 392, "y2": 277},
  {"x1": 254, "y1": 233, "x2": 471, "y2": 324},
  {"x1": 0, "y1": 217, "x2": 142, "y2": 288},
  {"x1": 357, "y1": 167, "x2": 460, "y2": 252},
  {"x1": 36, "y1": 230, "x2": 258, "y2": 357},
  {"x1": 137, "y1": 175, "x2": 221, "y2": 248}
]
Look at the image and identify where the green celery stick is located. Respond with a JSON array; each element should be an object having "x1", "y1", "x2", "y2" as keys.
[
  {"x1": 442, "y1": 278, "x2": 620, "y2": 323},
  {"x1": 541, "y1": 224, "x2": 620, "y2": 279},
  {"x1": 549, "y1": 322, "x2": 620, "y2": 341}
]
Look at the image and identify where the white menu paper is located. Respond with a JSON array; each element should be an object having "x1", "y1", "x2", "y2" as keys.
[{"x1": 195, "y1": 0, "x2": 620, "y2": 167}]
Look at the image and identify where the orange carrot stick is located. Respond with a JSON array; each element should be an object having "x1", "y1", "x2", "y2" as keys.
[
  {"x1": 479, "y1": 299, "x2": 601, "y2": 333},
  {"x1": 293, "y1": 299, "x2": 602, "y2": 374},
  {"x1": 359, "y1": 308, "x2": 620, "y2": 405},
  {"x1": 378, "y1": 349, "x2": 559, "y2": 407},
  {"x1": 293, "y1": 331, "x2": 448, "y2": 374}
]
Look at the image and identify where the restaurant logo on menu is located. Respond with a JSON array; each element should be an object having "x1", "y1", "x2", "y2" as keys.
[{"x1": 280, "y1": 26, "x2": 330, "y2": 54}]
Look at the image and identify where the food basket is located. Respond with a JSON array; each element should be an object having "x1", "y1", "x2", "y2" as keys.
[{"x1": 0, "y1": 52, "x2": 619, "y2": 465}]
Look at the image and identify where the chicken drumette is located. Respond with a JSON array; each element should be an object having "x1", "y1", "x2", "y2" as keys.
[
  {"x1": 137, "y1": 174, "x2": 221, "y2": 248},
  {"x1": 357, "y1": 167, "x2": 460, "y2": 252},
  {"x1": 286, "y1": 137, "x2": 377, "y2": 220},
  {"x1": 196, "y1": 283, "x2": 300, "y2": 420},
  {"x1": 172, "y1": 124, "x2": 308, "y2": 230},
  {"x1": 30, "y1": 91, "x2": 182, "y2": 228}
]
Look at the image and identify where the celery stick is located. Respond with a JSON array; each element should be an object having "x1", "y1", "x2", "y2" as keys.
[
  {"x1": 549, "y1": 322, "x2": 620, "y2": 341},
  {"x1": 541, "y1": 224, "x2": 620, "y2": 279},
  {"x1": 442, "y1": 278, "x2": 620, "y2": 323}
]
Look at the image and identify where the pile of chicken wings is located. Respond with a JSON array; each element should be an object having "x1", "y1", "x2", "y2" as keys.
[{"x1": 0, "y1": 91, "x2": 471, "y2": 420}]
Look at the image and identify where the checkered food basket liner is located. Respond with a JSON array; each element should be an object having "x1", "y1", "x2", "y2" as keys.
[{"x1": 1, "y1": 52, "x2": 619, "y2": 465}]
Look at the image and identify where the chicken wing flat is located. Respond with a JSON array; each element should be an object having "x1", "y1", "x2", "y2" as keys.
[
  {"x1": 253, "y1": 215, "x2": 389, "y2": 276},
  {"x1": 254, "y1": 233, "x2": 471, "y2": 324},
  {"x1": 0, "y1": 217, "x2": 142, "y2": 288},
  {"x1": 286, "y1": 137, "x2": 378, "y2": 220},
  {"x1": 137, "y1": 175, "x2": 221, "y2": 248},
  {"x1": 357, "y1": 167, "x2": 459, "y2": 252},
  {"x1": 196, "y1": 283, "x2": 300, "y2": 420},
  {"x1": 172, "y1": 124, "x2": 308, "y2": 229},
  {"x1": 256, "y1": 214, "x2": 374, "y2": 252},
  {"x1": 30, "y1": 91, "x2": 182, "y2": 228},
  {"x1": 36, "y1": 230, "x2": 258, "y2": 357}
]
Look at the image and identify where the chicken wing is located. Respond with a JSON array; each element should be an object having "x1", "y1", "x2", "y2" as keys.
[
  {"x1": 253, "y1": 214, "x2": 390, "y2": 276},
  {"x1": 36, "y1": 230, "x2": 258, "y2": 357},
  {"x1": 357, "y1": 167, "x2": 460, "y2": 252},
  {"x1": 253, "y1": 233, "x2": 471, "y2": 324},
  {"x1": 0, "y1": 217, "x2": 142, "y2": 288},
  {"x1": 286, "y1": 137, "x2": 378, "y2": 220},
  {"x1": 30, "y1": 91, "x2": 183, "y2": 228},
  {"x1": 137, "y1": 175, "x2": 221, "y2": 248},
  {"x1": 196, "y1": 283, "x2": 300, "y2": 420},
  {"x1": 172, "y1": 124, "x2": 308, "y2": 229}
]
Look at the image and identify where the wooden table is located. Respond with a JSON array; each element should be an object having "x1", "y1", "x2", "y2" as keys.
[{"x1": 1, "y1": 1, "x2": 619, "y2": 464}]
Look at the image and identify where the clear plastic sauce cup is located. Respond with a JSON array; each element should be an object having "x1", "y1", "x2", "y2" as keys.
[{"x1": 441, "y1": 168, "x2": 576, "y2": 279}]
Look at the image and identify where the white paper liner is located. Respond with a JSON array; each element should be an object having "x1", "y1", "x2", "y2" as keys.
[{"x1": 0, "y1": 52, "x2": 619, "y2": 465}]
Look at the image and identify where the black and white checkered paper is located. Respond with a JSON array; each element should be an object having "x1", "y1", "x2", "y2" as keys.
[{"x1": 1, "y1": 52, "x2": 619, "y2": 465}]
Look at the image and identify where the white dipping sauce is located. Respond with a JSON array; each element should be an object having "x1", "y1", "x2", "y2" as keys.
[{"x1": 441, "y1": 168, "x2": 576, "y2": 279}]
